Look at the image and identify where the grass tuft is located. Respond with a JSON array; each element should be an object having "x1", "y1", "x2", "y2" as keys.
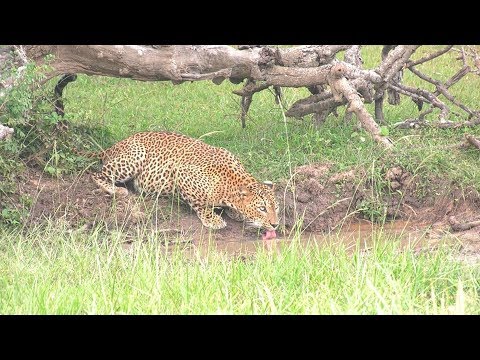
[{"x1": 1, "y1": 224, "x2": 478, "y2": 314}]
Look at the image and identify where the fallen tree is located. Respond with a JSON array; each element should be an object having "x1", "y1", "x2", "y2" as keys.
[{"x1": 1, "y1": 45, "x2": 479, "y2": 147}]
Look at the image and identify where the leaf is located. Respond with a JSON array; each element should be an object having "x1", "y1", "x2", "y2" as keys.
[
  {"x1": 45, "y1": 166, "x2": 56, "y2": 175},
  {"x1": 380, "y1": 126, "x2": 390, "y2": 136}
]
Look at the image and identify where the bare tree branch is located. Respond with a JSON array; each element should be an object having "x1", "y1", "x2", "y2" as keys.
[
  {"x1": 276, "y1": 45, "x2": 351, "y2": 67},
  {"x1": 393, "y1": 117, "x2": 480, "y2": 129},
  {"x1": 328, "y1": 63, "x2": 393, "y2": 148},
  {"x1": 344, "y1": 46, "x2": 363, "y2": 66},
  {"x1": 54, "y1": 73, "x2": 77, "y2": 117},
  {"x1": 285, "y1": 78, "x2": 370, "y2": 118},
  {"x1": 238, "y1": 80, "x2": 258, "y2": 128},
  {"x1": 407, "y1": 45, "x2": 453, "y2": 67},
  {"x1": 377, "y1": 45, "x2": 420, "y2": 81},
  {"x1": 389, "y1": 82, "x2": 449, "y2": 120},
  {"x1": 374, "y1": 45, "x2": 401, "y2": 124},
  {"x1": 465, "y1": 134, "x2": 480, "y2": 150},
  {"x1": 409, "y1": 65, "x2": 475, "y2": 118}
]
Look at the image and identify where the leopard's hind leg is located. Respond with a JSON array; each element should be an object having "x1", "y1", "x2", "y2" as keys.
[
  {"x1": 92, "y1": 172, "x2": 129, "y2": 197},
  {"x1": 92, "y1": 148, "x2": 145, "y2": 197}
]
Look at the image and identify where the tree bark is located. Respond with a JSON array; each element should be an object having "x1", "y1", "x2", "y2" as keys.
[
  {"x1": 465, "y1": 134, "x2": 480, "y2": 150},
  {"x1": 24, "y1": 45, "x2": 351, "y2": 86},
  {"x1": 328, "y1": 64, "x2": 393, "y2": 149}
]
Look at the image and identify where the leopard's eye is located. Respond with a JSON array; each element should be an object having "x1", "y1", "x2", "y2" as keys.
[{"x1": 258, "y1": 206, "x2": 267, "y2": 212}]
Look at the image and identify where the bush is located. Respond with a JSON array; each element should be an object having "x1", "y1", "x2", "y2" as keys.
[{"x1": 0, "y1": 57, "x2": 86, "y2": 226}]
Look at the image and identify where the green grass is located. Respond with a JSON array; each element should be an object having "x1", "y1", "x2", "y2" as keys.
[
  {"x1": 60, "y1": 45, "x2": 480, "y2": 188},
  {"x1": 1, "y1": 224, "x2": 479, "y2": 314},
  {"x1": 2, "y1": 45, "x2": 480, "y2": 314}
]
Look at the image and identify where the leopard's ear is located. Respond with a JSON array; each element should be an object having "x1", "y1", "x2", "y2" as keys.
[
  {"x1": 239, "y1": 185, "x2": 251, "y2": 198},
  {"x1": 263, "y1": 181, "x2": 275, "y2": 190}
]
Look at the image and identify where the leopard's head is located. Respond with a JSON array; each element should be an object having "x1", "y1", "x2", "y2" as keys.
[{"x1": 237, "y1": 181, "x2": 279, "y2": 233}]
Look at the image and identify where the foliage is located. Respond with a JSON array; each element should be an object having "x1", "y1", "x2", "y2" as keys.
[{"x1": 0, "y1": 58, "x2": 111, "y2": 226}]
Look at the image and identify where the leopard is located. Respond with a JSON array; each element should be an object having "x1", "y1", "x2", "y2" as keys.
[{"x1": 77, "y1": 131, "x2": 279, "y2": 239}]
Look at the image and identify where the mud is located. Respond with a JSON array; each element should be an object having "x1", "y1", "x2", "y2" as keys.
[
  {"x1": 6, "y1": 164, "x2": 480, "y2": 257},
  {"x1": 278, "y1": 163, "x2": 480, "y2": 233},
  {"x1": 143, "y1": 219, "x2": 478, "y2": 262}
]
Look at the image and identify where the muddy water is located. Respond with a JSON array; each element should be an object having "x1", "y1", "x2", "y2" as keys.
[{"x1": 163, "y1": 220, "x2": 434, "y2": 257}]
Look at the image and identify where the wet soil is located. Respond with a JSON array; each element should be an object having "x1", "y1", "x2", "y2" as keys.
[{"x1": 7, "y1": 164, "x2": 480, "y2": 258}]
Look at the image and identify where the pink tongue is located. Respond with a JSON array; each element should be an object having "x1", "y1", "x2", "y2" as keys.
[{"x1": 262, "y1": 229, "x2": 277, "y2": 240}]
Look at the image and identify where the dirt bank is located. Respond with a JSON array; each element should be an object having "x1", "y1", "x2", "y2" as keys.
[
  {"x1": 4, "y1": 163, "x2": 480, "y2": 255},
  {"x1": 278, "y1": 162, "x2": 480, "y2": 232}
]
